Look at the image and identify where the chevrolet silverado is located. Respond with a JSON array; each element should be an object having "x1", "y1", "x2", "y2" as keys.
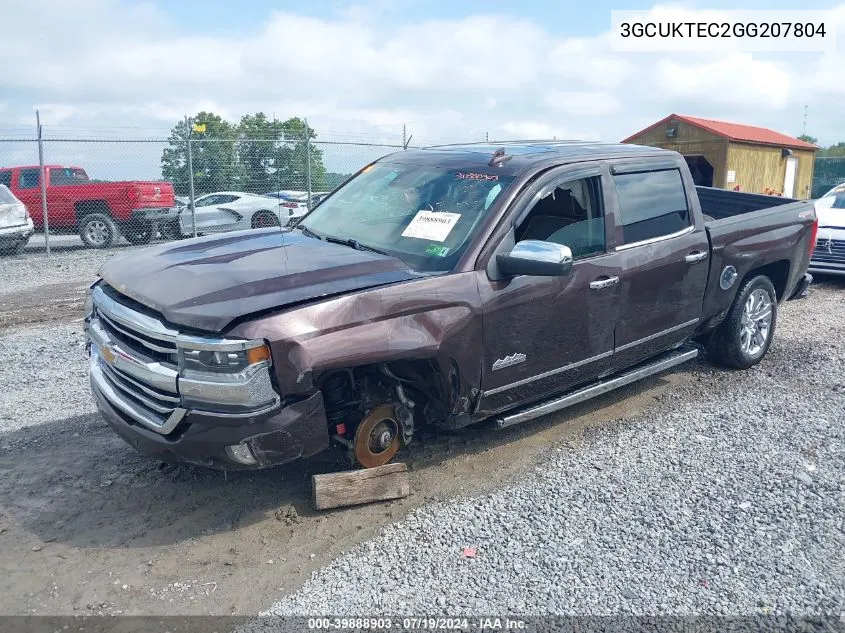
[{"x1": 83, "y1": 142, "x2": 817, "y2": 470}]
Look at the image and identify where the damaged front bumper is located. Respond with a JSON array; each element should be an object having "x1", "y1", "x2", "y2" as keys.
[{"x1": 93, "y1": 384, "x2": 331, "y2": 469}]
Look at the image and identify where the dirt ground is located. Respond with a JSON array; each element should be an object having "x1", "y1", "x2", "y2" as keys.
[{"x1": 0, "y1": 281, "x2": 684, "y2": 615}]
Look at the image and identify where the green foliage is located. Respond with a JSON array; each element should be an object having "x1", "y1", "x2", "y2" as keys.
[
  {"x1": 818, "y1": 142, "x2": 845, "y2": 157},
  {"x1": 160, "y1": 113, "x2": 329, "y2": 196},
  {"x1": 797, "y1": 134, "x2": 818, "y2": 144}
]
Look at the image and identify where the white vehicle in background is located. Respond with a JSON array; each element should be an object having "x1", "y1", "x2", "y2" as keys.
[
  {"x1": 0, "y1": 184, "x2": 35, "y2": 255},
  {"x1": 809, "y1": 186, "x2": 845, "y2": 277},
  {"x1": 178, "y1": 191, "x2": 286, "y2": 236},
  {"x1": 262, "y1": 190, "x2": 310, "y2": 225}
]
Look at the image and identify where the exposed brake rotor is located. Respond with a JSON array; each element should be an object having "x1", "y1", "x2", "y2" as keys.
[{"x1": 353, "y1": 403, "x2": 400, "y2": 468}]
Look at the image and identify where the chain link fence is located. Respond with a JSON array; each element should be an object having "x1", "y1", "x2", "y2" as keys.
[
  {"x1": 812, "y1": 156, "x2": 845, "y2": 199},
  {"x1": 0, "y1": 128, "x2": 412, "y2": 257}
]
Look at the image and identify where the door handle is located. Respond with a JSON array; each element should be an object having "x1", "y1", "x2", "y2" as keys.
[
  {"x1": 685, "y1": 251, "x2": 708, "y2": 264},
  {"x1": 590, "y1": 276, "x2": 619, "y2": 290}
]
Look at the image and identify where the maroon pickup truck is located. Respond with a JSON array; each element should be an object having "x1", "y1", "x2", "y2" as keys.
[
  {"x1": 83, "y1": 142, "x2": 817, "y2": 471},
  {"x1": 0, "y1": 165, "x2": 176, "y2": 248}
]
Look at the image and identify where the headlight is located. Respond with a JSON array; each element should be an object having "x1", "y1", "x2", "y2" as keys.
[
  {"x1": 179, "y1": 343, "x2": 270, "y2": 374},
  {"x1": 177, "y1": 342, "x2": 278, "y2": 413}
]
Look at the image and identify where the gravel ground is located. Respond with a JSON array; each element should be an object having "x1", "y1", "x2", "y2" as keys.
[
  {"x1": 0, "y1": 322, "x2": 95, "y2": 433},
  {"x1": 0, "y1": 241, "x2": 141, "y2": 295},
  {"x1": 265, "y1": 281, "x2": 845, "y2": 618}
]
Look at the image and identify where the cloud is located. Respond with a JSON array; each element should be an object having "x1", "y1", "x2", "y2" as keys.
[
  {"x1": 656, "y1": 54, "x2": 791, "y2": 109},
  {"x1": 1, "y1": 0, "x2": 843, "y2": 180}
]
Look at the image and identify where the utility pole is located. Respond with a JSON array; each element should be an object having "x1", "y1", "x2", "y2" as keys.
[
  {"x1": 305, "y1": 117, "x2": 312, "y2": 210},
  {"x1": 36, "y1": 110, "x2": 50, "y2": 257},
  {"x1": 402, "y1": 124, "x2": 407, "y2": 150},
  {"x1": 185, "y1": 115, "x2": 197, "y2": 238}
]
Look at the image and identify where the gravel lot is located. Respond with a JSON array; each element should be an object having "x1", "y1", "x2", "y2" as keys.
[
  {"x1": 266, "y1": 281, "x2": 845, "y2": 617},
  {"x1": 1, "y1": 245, "x2": 843, "y2": 620}
]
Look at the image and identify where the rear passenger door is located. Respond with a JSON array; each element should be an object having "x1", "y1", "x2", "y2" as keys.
[{"x1": 607, "y1": 160, "x2": 709, "y2": 371}]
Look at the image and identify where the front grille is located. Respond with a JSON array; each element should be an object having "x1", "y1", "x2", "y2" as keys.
[
  {"x1": 89, "y1": 285, "x2": 184, "y2": 433},
  {"x1": 812, "y1": 238, "x2": 845, "y2": 264},
  {"x1": 97, "y1": 311, "x2": 177, "y2": 366}
]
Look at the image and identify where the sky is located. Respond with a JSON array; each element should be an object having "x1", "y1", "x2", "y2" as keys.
[{"x1": 0, "y1": 0, "x2": 843, "y2": 179}]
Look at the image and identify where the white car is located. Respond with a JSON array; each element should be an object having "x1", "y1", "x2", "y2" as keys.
[
  {"x1": 262, "y1": 190, "x2": 310, "y2": 225},
  {"x1": 809, "y1": 186, "x2": 845, "y2": 276},
  {"x1": 178, "y1": 191, "x2": 286, "y2": 236},
  {"x1": 0, "y1": 184, "x2": 35, "y2": 255}
]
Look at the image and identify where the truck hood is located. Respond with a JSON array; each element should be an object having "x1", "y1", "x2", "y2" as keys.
[{"x1": 98, "y1": 229, "x2": 421, "y2": 332}]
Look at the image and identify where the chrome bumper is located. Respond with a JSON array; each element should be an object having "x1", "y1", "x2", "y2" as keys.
[
  {"x1": 0, "y1": 217, "x2": 34, "y2": 238},
  {"x1": 86, "y1": 284, "x2": 280, "y2": 435}
]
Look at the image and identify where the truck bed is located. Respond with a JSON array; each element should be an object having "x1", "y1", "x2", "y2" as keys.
[
  {"x1": 696, "y1": 186, "x2": 797, "y2": 222},
  {"x1": 697, "y1": 187, "x2": 816, "y2": 331}
]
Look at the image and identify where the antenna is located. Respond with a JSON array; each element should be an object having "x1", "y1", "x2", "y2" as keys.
[{"x1": 802, "y1": 105, "x2": 808, "y2": 136}]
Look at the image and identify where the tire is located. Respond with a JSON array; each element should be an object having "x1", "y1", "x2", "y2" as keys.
[
  {"x1": 124, "y1": 221, "x2": 154, "y2": 245},
  {"x1": 79, "y1": 213, "x2": 119, "y2": 249},
  {"x1": 707, "y1": 275, "x2": 778, "y2": 369},
  {"x1": 251, "y1": 210, "x2": 281, "y2": 229},
  {"x1": 158, "y1": 219, "x2": 183, "y2": 241}
]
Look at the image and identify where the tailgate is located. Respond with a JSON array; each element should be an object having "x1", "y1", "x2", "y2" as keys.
[{"x1": 131, "y1": 182, "x2": 175, "y2": 207}]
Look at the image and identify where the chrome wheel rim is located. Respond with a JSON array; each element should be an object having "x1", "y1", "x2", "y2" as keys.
[
  {"x1": 86, "y1": 220, "x2": 108, "y2": 245},
  {"x1": 740, "y1": 288, "x2": 772, "y2": 356}
]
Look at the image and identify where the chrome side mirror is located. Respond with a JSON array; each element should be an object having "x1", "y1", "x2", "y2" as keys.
[{"x1": 496, "y1": 240, "x2": 573, "y2": 277}]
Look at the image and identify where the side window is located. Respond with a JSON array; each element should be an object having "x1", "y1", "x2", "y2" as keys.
[
  {"x1": 514, "y1": 176, "x2": 605, "y2": 259},
  {"x1": 612, "y1": 168, "x2": 690, "y2": 245},
  {"x1": 0, "y1": 171, "x2": 11, "y2": 187},
  {"x1": 215, "y1": 194, "x2": 239, "y2": 204},
  {"x1": 195, "y1": 195, "x2": 219, "y2": 207},
  {"x1": 18, "y1": 169, "x2": 40, "y2": 189}
]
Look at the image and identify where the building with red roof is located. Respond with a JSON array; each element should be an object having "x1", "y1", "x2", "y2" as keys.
[{"x1": 622, "y1": 114, "x2": 817, "y2": 199}]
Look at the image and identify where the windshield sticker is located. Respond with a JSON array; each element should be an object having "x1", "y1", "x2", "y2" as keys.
[
  {"x1": 455, "y1": 172, "x2": 499, "y2": 181},
  {"x1": 401, "y1": 210, "x2": 461, "y2": 242},
  {"x1": 425, "y1": 244, "x2": 451, "y2": 257}
]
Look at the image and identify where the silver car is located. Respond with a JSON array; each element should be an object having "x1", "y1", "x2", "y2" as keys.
[
  {"x1": 809, "y1": 187, "x2": 845, "y2": 277},
  {"x1": 0, "y1": 184, "x2": 35, "y2": 255},
  {"x1": 178, "y1": 191, "x2": 286, "y2": 236}
]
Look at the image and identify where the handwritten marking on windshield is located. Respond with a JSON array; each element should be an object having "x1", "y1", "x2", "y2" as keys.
[{"x1": 455, "y1": 172, "x2": 499, "y2": 181}]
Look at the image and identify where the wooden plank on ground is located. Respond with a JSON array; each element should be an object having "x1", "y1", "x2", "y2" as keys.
[{"x1": 312, "y1": 462, "x2": 410, "y2": 511}]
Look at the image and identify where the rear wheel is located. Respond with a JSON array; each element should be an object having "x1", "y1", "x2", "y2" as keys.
[
  {"x1": 79, "y1": 213, "x2": 119, "y2": 249},
  {"x1": 252, "y1": 210, "x2": 281, "y2": 229},
  {"x1": 707, "y1": 275, "x2": 777, "y2": 369}
]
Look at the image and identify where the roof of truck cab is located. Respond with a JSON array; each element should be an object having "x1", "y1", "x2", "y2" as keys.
[{"x1": 381, "y1": 141, "x2": 675, "y2": 176}]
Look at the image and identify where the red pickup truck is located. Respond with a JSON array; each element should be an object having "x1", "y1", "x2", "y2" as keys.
[{"x1": 0, "y1": 165, "x2": 176, "y2": 248}]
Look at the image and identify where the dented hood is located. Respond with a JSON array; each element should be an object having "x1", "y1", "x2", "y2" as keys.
[{"x1": 98, "y1": 229, "x2": 420, "y2": 332}]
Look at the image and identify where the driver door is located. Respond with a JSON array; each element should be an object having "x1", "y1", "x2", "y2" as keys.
[{"x1": 477, "y1": 165, "x2": 622, "y2": 414}]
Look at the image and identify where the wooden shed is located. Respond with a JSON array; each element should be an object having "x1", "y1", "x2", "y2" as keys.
[{"x1": 622, "y1": 114, "x2": 818, "y2": 199}]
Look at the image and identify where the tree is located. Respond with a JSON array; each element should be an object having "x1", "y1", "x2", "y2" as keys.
[
  {"x1": 273, "y1": 117, "x2": 327, "y2": 192},
  {"x1": 819, "y1": 142, "x2": 845, "y2": 157},
  {"x1": 798, "y1": 134, "x2": 818, "y2": 144},
  {"x1": 160, "y1": 112, "x2": 242, "y2": 195},
  {"x1": 237, "y1": 113, "x2": 279, "y2": 194},
  {"x1": 160, "y1": 113, "x2": 329, "y2": 195}
]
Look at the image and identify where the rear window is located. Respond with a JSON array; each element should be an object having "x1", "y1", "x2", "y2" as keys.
[
  {"x1": 0, "y1": 171, "x2": 11, "y2": 188},
  {"x1": 50, "y1": 167, "x2": 89, "y2": 186},
  {"x1": 613, "y1": 168, "x2": 691, "y2": 244}
]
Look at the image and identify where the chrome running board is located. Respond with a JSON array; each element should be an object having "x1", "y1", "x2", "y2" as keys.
[{"x1": 495, "y1": 347, "x2": 699, "y2": 429}]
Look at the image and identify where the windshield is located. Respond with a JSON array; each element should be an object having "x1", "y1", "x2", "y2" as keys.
[
  {"x1": 298, "y1": 162, "x2": 515, "y2": 271},
  {"x1": 819, "y1": 190, "x2": 845, "y2": 210}
]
